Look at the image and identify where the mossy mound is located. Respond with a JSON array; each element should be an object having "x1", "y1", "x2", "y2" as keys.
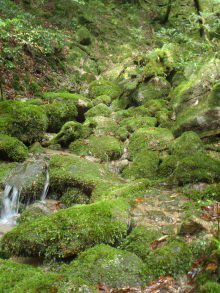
[
  {"x1": 0, "y1": 100, "x2": 48, "y2": 144},
  {"x1": 0, "y1": 161, "x2": 18, "y2": 189},
  {"x1": 60, "y1": 187, "x2": 90, "y2": 207},
  {"x1": 1, "y1": 199, "x2": 130, "y2": 259},
  {"x1": 122, "y1": 149, "x2": 159, "y2": 180},
  {"x1": 17, "y1": 205, "x2": 48, "y2": 224},
  {"x1": 63, "y1": 244, "x2": 146, "y2": 288},
  {"x1": 169, "y1": 131, "x2": 204, "y2": 157},
  {"x1": 93, "y1": 95, "x2": 111, "y2": 106},
  {"x1": 84, "y1": 116, "x2": 120, "y2": 136},
  {"x1": 144, "y1": 99, "x2": 169, "y2": 116},
  {"x1": 89, "y1": 80, "x2": 123, "y2": 99},
  {"x1": 120, "y1": 226, "x2": 162, "y2": 261},
  {"x1": 76, "y1": 26, "x2": 92, "y2": 46},
  {"x1": 84, "y1": 103, "x2": 112, "y2": 118},
  {"x1": 43, "y1": 102, "x2": 77, "y2": 132},
  {"x1": 173, "y1": 153, "x2": 220, "y2": 185},
  {"x1": 29, "y1": 142, "x2": 45, "y2": 155},
  {"x1": 129, "y1": 127, "x2": 174, "y2": 159},
  {"x1": 49, "y1": 154, "x2": 119, "y2": 194},
  {"x1": 133, "y1": 77, "x2": 171, "y2": 105},
  {"x1": 120, "y1": 116, "x2": 157, "y2": 133},
  {"x1": 0, "y1": 134, "x2": 28, "y2": 162},
  {"x1": 145, "y1": 239, "x2": 193, "y2": 280},
  {"x1": 0, "y1": 259, "x2": 61, "y2": 293},
  {"x1": 70, "y1": 135, "x2": 123, "y2": 161},
  {"x1": 51, "y1": 121, "x2": 91, "y2": 147},
  {"x1": 158, "y1": 155, "x2": 179, "y2": 178}
]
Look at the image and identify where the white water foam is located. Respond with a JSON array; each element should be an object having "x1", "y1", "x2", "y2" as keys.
[{"x1": 40, "y1": 167, "x2": 49, "y2": 202}]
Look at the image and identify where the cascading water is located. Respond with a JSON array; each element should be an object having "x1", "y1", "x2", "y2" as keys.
[
  {"x1": 41, "y1": 165, "x2": 49, "y2": 202},
  {"x1": 0, "y1": 185, "x2": 21, "y2": 224}
]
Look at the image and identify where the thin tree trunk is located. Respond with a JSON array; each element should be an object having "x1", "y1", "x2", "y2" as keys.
[{"x1": 161, "y1": 0, "x2": 172, "y2": 24}]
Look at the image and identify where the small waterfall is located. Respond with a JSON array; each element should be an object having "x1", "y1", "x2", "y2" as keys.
[
  {"x1": 40, "y1": 165, "x2": 49, "y2": 202},
  {"x1": 0, "y1": 185, "x2": 21, "y2": 224}
]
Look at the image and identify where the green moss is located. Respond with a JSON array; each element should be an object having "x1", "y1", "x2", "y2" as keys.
[
  {"x1": 76, "y1": 26, "x2": 92, "y2": 46},
  {"x1": 52, "y1": 121, "x2": 91, "y2": 147},
  {"x1": 84, "y1": 116, "x2": 119, "y2": 136},
  {"x1": 43, "y1": 102, "x2": 77, "y2": 132},
  {"x1": 169, "y1": 131, "x2": 204, "y2": 157},
  {"x1": 60, "y1": 187, "x2": 90, "y2": 207},
  {"x1": 63, "y1": 244, "x2": 146, "y2": 288},
  {"x1": 145, "y1": 239, "x2": 193, "y2": 280},
  {"x1": 1, "y1": 199, "x2": 130, "y2": 259},
  {"x1": 122, "y1": 149, "x2": 159, "y2": 180},
  {"x1": 70, "y1": 135, "x2": 123, "y2": 161},
  {"x1": 209, "y1": 81, "x2": 220, "y2": 107},
  {"x1": 0, "y1": 259, "x2": 61, "y2": 293},
  {"x1": 155, "y1": 110, "x2": 171, "y2": 127},
  {"x1": 17, "y1": 206, "x2": 48, "y2": 224},
  {"x1": 0, "y1": 161, "x2": 18, "y2": 189},
  {"x1": 49, "y1": 154, "x2": 119, "y2": 194},
  {"x1": 29, "y1": 142, "x2": 45, "y2": 154},
  {"x1": 144, "y1": 99, "x2": 168, "y2": 116},
  {"x1": 85, "y1": 103, "x2": 112, "y2": 118},
  {"x1": 120, "y1": 116, "x2": 157, "y2": 133},
  {"x1": 93, "y1": 95, "x2": 111, "y2": 106},
  {"x1": 159, "y1": 155, "x2": 179, "y2": 178},
  {"x1": 173, "y1": 153, "x2": 220, "y2": 185},
  {"x1": 199, "y1": 281, "x2": 220, "y2": 293},
  {"x1": 0, "y1": 134, "x2": 29, "y2": 162},
  {"x1": 128, "y1": 127, "x2": 174, "y2": 159},
  {"x1": 89, "y1": 80, "x2": 123, "y2": 99},
  {"x1": 120, "y1": 226, "x2": 162, "y2": 261},
  {"x1": 0, "y1": 101, "x2": 48, "y2": 144}
]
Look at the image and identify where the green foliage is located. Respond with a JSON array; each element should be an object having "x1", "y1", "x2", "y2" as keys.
[
  {"x1": 17, "y1": 206, "x2": 48, "y2": 224},
  {"x1": 89, "y1": 80, "x2": 123, "y2": 100},
  {"x1": 60, "y1": 187, "x2": 90, "y2": 207},
  {"x1": 0, "y1": 161, "x2": 18, "y2": 188},
  {"x1": 0, "y1": 134, "x2": 28, "y2": 162}
]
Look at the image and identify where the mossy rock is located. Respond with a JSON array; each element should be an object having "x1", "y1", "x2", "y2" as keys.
[
  {"x1": 0, "y1": 161, "x2": 18, "y2": 189},
  {"x1": 0, "y1": 134, "x2": 28, "y2": 162},
  {"x1": 120, "y1": 116, "x2": 157, "y2": 133},
  {"x1": 43, "y1": 102, "x2": 77, "y2": 132},
  {"x1": 0, "y1": 100, "x2": 48, "y2": 144},
  {"x1": 169, "y1": 131, "x2": 204, "y2": 157},
  {"x1": 0, "y1": 259, "x2": 61, "y2": 293},
  {"x1": 29, "y1": 142, "x2": 45, "y2": 155},
  {"x1": 60, "y1": 187, "x2": 90, "y2": 207},
  {"x1": 17, "y1": 205, "x2": 49, "y2": 224},
  {"x1": 173, "y1": 153, "x2": 220, "y2": 185},
  {"x1": 1, "y1": 199, "x2": 130, "y2": 259},
  {"x1": 76, "y1": 26, "x2": 92, "y2": 46},
  {"x1": 84, "y1": 116, "x2": 120, "y2": 136},
  {"x1": 155, "y1": 110, "x2": 171, "y2": 127},
  {"x1": 51, "y1": 121, "x2": 91, "y2": 147},
  {"x1": 89, "y1": 80, "x2": 123, "y2": 99},
  {"x1": 120, "y1": 226, "x2": 162, "y2": 261},
  {"x1": 158, "y1": 155, "x2": 179, "y2": 178},
  {"x1": 70, "y1": 135, "x2": 123, "y2": 161},
  {"x1": 42, "y1": 92, "x2": 93, "y2": 120},
  {"x1": 145, "y1": 239, "x2": 193, "y2": 280},
  {"x1": 129, "y1": 127, "x2": 174, "y2": 159},
  {"x1": 122, "y1": 149, "x2": 159, "y2": 180},
  {"x1": 133, "y1": 77, "x2": 171, "y2": 105},
  {"x1": 144, "y1": 99, "x2": 168, "y2": 116},
  {"x1": 93, "y1": 95, "x2": 111, "y2": 106},
  {"x1": 85, "y1": 103, "x2": 112, "y2": 118},
  {"x1": 49, "y1": 154, "x2": 119, "y2": 194},
  {"x1": 63, "y1": 244, "x2": 146, "y2": 288}
]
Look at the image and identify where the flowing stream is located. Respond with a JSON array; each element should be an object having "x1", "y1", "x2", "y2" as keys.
[{"x1": 41, "y1": 166, "x2": 49, "y2": 202}]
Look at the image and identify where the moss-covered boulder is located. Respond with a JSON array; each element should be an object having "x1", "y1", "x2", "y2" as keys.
[
  {"x1": 145, "y1": 239, "x2": 193, "y2": 280},
  {"x1": 120, "y1": 116, "x2": 157, "y2": 133},
  {"x1": 17, "y1": 205, "x2": 49, "y2": 224},
  {"x1": 0, "y1": 259, "x2": 61, "y2": 293},
  {"x1": 42, "y1": 92, "x2": 93, "y2": 121},
  {"x1": 158, "y1": 155, "x2": 179, "y2": 178},
  {"x1": 128, "y1": 127, "x2": 174, "y2": 159},
  {"x1": 69, "y1": 135, "x2": 123, "y2": 161},
  {"x1": 133, "y1": 77, "x2": 171, "y2": 105},
  {"x1": 171, "y1": 59, "x2": 220, "y2": 138},
  {"x1": 84, "y1": 116, "x2": 120, "y2": 136},
  {"x1": 85, "y1": 103, "x2": 112, "y2": 118},
  {"x1": 144, "y1": 99, "x2": 169, "y2": 116},
  {"x1": 89, "y1": 80, "x2": 123, "y2": 99},
  {"x1": 93, "y1": 95, "x2": 111, "y2": 106},
  {"x1": 29, "y1": 142, "x2": 45, "y2": 155},
  {"x1": 0, "y1": 134, "x2": 28, "y2": 162},
  {"x1": 43, "y1": 102, "x2": 77, "y2": 132},
  {"x1": 120, "y1": 226, "x2": 162, "y2": 261},
  {"x1": 0, "y1": 100, "x2": 48, "y2": 144},
  {"x1": 63, "y1": 244, "x2": 146, "y2": 288},
  {"x1": 123, "y1": 149, "x2": 159, "y2": 180},
  {"x1": 0, "y1": 161, "x2": 18, "y2": 189},
  {"x1": 1, "y1": 199, "x2": 130, "y2": 259},
  {"x1": 49, "y1": 154, "x2": 119, "y2": 194},
  {"x1": 169, "y1": 131, "x2": 204, "y2": 157},
  {"x1": 51, "y1": 121, "x2": 91, "y2": 147},
  {"x1": 173, "y1": 153, "x2": 220, "y2": 185}
]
